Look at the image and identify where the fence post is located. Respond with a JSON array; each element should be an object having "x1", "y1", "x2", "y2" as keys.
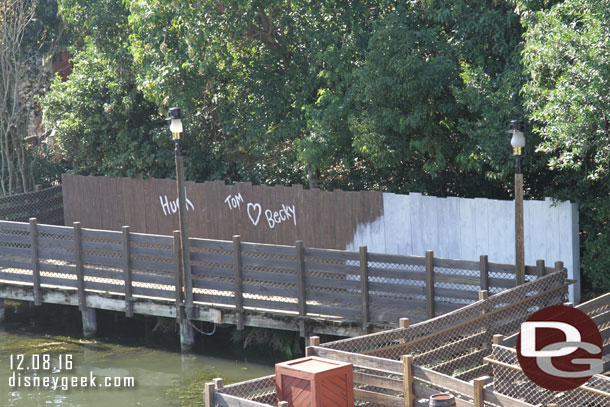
[
  {"x1": 403, "y1": 354, "x2": 414, "y2": 407},
  {"x1": 233, "y1": 235, "x2": 244, "y2": 330},
  {"x1": 479, "y1": 255, "x2": 489, "y2": 292},
  {"x1": 173, "y1": 231, "x2": 183, "y2": 320},
  {"x1": 478, "y1": 290, "x2": 488, "y2": 301},
  {"x1": 399, "y1": 318, "x2": 410, "y2": 328},
  {"x1": 425, "y1": 250, "x2": 435, "y2": 319},
  {"x1": 536, "y1": 259, "x2": 546, "y2": 278},
  {"x1": 473, "y1": 376, "x2": 491, "y2": 407},
  {"x1": 554, "y1": 261, "x2": 564, "y2": 272},
  {"x1": 360, "y1": 246, "x2": 369, "y2": 334},
  {"x1": 73, "y1": 222, "x2": 85, "y2": 311},
  {"x1": 204, "y1": 382, "x2": 215, "y2": 407},
  {"x1": 296, "y1": 240, "x2": 307, "y2": 337},
  {"x1": 122, "y1": 226, "x2": 133, "y2": 317},
  {"x1": 493, "y1": 334, "x2": 504, "y2": 345},
  {"x1": 29, "y1": 218, "x2": 42, "y2": 306}
]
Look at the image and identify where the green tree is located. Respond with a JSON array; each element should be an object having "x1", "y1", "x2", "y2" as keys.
[{"x1": 522, "y1": 0, "x2": 610, "y2": 291}]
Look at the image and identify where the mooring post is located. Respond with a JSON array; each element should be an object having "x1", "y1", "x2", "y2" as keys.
[
  {"x1": 0, "y1": 299, "x2": 5, "y2": 324},
  {"x1": 81, "y1": 308, "x2": 97, "y2": 339},
  {"x1": 179, "y1": 308, "x2": 194, "y2": 353}
]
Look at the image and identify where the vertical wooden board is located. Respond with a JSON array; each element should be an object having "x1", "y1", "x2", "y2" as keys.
[
  {"x1": 527, "y1": 199, "x2": 547, "y2": 266},
  {"x1": 234, "y1": 182, "x2": 253, "y2": 242},
  {"x1": 333, "y1": 190, "x2": 348, "y2": 250},
  {"x1": 134, "y1": 175, "x2": 150, "y2": 233},
  {"x1": 275, "y1": 185, "x2": 295, "y2": 245},
  {"x1": 112, "y1": 177, "x2": 125, "y2": 231},
  {"x1": 544, "y1": 197, "x2": 560, "y2": 266},
  {"x1": 186, "y1": 180, "x2": 204, "y2": 239},
  {"x1": 320, "y1": 190, "x2": 336, "y2": 249},
  {"x1": 96, "y1": 176, "x2": 112, "y2": 230},
  {"x1": 226, "y1": 183, "x2": 241, "y2": 238},
  {"x1": 195, "y1": 181, "x2": 211, "y2": 239},
  {"x1": 473, "y1": 198, "x2": 490, "y2": 261},
  {"x1": 122, "y1": 177, "x2": 142, "y2": 233},
  {"x1": 523, "y1": 197, "x2": 532, "y2": 266},
  {"x1": 383, "y1": 192, "x2": 411, "y2": 255},
  {"x1": 409, "y1": 193, "x2": 424, "y2": 255},
  {"x1": 421, "y1": 195, "x2": 440, "y2": 254},
  {"x1": 153, "y1": 177, "x2": 172, "y2": 235},
  {"x1": 253, "y1": 182, "x2": 267, "y2": 243},
  {"x1": 263, "y1": 185, "x2": 281, "y2": 244},
  {"x1": 366, "y1": 191, "x2": 385, "y2": 253},
  {"x1": 437, "y1": 196, "x2": 461, "y2": 259},
  {"x1": 142, "y1": 175, "x2": 154, "y2": 234},
  {"x1": 87, "y1": 176, "x2": 102, "y2": 229},
  {"x1": 292, "y1": 184, "x2": 305, "y2": 243},
  {"x1": 61, "y1": 174, "x2": 73, "y2": 225},
  {"x1": 487, "y1": 199, "x2": 513, "y2": 264},
  {"x1": 459, "y1": 198, "x2": 478, "y2": 261}
]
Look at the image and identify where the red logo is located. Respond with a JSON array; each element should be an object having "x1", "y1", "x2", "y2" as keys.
[{"x1": 517, "y1": 305, "x2": 603, "y2": 391}]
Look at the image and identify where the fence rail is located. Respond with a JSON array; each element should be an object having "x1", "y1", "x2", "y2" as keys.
[{"x1": 0, "y1": 220, "x2": 559, "y2": 332}]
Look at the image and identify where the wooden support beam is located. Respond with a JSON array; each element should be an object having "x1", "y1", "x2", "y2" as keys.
[
  {"x1": 296, "y1": 240, "x2": 307, "y2": 337},
  {"x1": 81, "y1": 307, "x2": 97, "y2": 339},
  {"x1": 0, "y1": 299, "x2": 5, "y2": 323},
  {"x1": 204, "y1": 382, "x2": 215, "y2": 407},
  {"x1": 403, "y1": 354, "x2": 414, "y2": 407},
  {"x1": 425, "y1": 251, "x2": 435, "y2": 319},
  {"x1": 479, "y1": 255, "x2": 489, "y2": 292},
  {"x1": 173, "y1": 230, "x2": 183, "y2": 321},
  {"x1": 536, "y1": 259, "x2": 546, "y2": 278},
  {"x1": 123, "y1": 226, "x2": 133, "y2": 317},
  {"x1": 473, "y1": 376, "x2": 491, "y2": 407},
  {"x1": 29, "y1": 218, "x2": 41, "y2": 306},
  {"x1": 73, "y1": 222, "x2": 85, "y2": 312},
  {"x1": 233, "y1": 235, "x2": 244, "y2": 330},
  {"x1": 360, "y1": 246, "x2": 369, "y2": 334}
]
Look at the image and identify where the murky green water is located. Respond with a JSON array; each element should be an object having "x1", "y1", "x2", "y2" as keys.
[{"x1": 0, "y1": 303, "x2": 276, "y2": 407}]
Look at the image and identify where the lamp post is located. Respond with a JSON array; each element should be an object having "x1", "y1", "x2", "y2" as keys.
[
  {"x1": 509, "y1": 120, "x2": 526, "y2": 286},
  {"x1": 167, "y1": 108, "x2": 194, "y2": 315}
]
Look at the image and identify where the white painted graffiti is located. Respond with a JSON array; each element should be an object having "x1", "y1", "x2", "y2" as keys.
[
  {"x1": 159, "y1": 189, "x2": 195, "y2": 216},
  {"x1": 224, "y1": 193, "x2": 244, "y2": 210},
  {"x1": 225, "y1": 195, "x2": 296, "y2": 229},
  {"x1": 247, "y1": 202, "x2": 262, "y2": 226},
  {"x1": 264, "y1": 204, "x2": 296, "y2": 229}
]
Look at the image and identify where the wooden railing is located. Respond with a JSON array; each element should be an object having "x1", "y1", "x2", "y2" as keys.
[{"x1": 0, "y1": 219, "x2": 559, "y2": 330}]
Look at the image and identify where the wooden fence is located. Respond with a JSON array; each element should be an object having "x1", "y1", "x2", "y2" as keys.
[
  {"x1": 204, "y1": 271, "x2": 579, "y2": 407},
  {"x1": 0, "y1": 185, "x2": 63, "y2": 225},
  {"x1": 0, "y1": 219, "x2": 558, "y2": 332}
]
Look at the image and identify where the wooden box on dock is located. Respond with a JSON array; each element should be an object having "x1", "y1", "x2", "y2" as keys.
[{"x1": 275, "y1": 356, "x2": 354, "y2": 407}]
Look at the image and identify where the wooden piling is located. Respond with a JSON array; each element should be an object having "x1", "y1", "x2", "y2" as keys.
[{"x1": 81, "y1": 307, "x2": 97, "y2": 339}]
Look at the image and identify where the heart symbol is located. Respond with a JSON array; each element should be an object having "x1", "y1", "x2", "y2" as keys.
[{"x1": 247, "y1": 202, "x2": 262, "y2": 226}]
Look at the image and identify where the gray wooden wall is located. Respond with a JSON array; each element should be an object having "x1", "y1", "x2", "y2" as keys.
[{"x1": 346, "y1": 192, "x2": 580, "y2": 303}]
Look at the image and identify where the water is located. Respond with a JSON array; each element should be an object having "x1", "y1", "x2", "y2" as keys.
[{"x1": 0, "y1": 302, "x2": 276, "y2": 407}]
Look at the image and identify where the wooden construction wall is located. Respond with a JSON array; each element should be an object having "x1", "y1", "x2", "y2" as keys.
[{"x1": 61, "y1": 174, "x2": 382, "y2": 250}]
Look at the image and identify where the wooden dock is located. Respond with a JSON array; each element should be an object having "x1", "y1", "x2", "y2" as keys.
[{"x1": 0, "y1": 219, "x2": 560, "y2": 350}]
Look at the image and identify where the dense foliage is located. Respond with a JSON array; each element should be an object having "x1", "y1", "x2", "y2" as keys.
[{"x1": 38, "y1": 0, "x2": 610, "y2": 292}]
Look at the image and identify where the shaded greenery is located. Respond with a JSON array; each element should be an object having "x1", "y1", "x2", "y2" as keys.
[{"x1": 39, "y1": 0, "x2": 610, "y2": 292}]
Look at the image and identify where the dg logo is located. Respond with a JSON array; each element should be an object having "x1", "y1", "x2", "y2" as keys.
[{"x1": 517, "y1": 305, "x2": 603, "y2": 391}]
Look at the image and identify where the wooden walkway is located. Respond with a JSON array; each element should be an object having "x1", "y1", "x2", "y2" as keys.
[{"x1": 0, "y1": 219, "x2": 560, "y2": 345}]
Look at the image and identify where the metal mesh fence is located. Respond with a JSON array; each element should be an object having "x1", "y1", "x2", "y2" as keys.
[
  {"x1": 491, "y1": 345, "x2": 610, "y2": 406},
  {"x1": 0, "y1": 186, "x2": 63, "y2": 225}
]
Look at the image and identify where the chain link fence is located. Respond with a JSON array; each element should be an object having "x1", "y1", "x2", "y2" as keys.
[
  {"x1": 0, "y1": 185, "x2": 63, "y2": 225},
  {"x1": 491, "y1": 345, "x2": 610, "y2": 406}
]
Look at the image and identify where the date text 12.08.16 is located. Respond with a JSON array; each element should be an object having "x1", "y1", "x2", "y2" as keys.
[{"x1": 9, "y1": 354, "x2": 73, "y2": 371}]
